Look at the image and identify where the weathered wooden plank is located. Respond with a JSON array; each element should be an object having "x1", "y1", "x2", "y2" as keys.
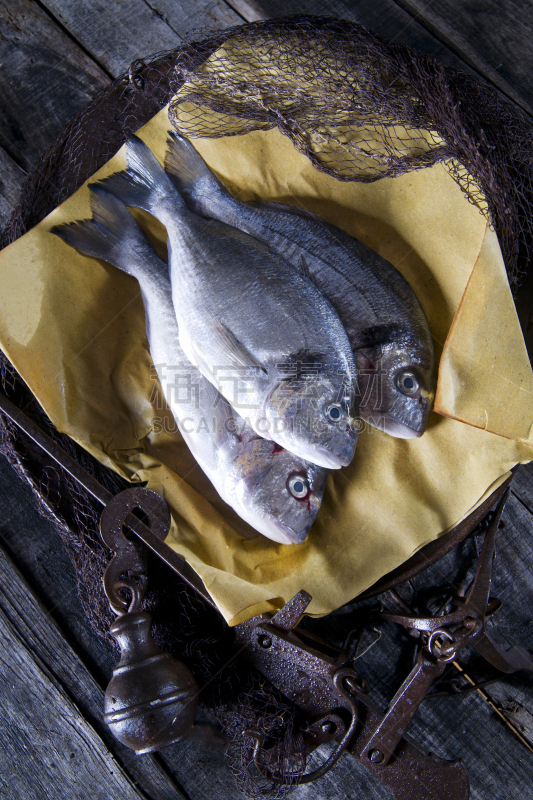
[
  {"x1": 0, "y1": 459, "x2": 191, "y2": 800},
  {"x1": 470, "y1": 484, "x2": 533, "y2": 744},
  {"x1": 40, "y1": 0, "x2": 180, "y2": 78},
  {"x1": 486, "y1": 679, "x2": 533, "y2": 749},
  {"x1": 41, "y1": 0, "x2": 242, "y2": 78},
  {"x1": 224, "y1": 0, "x2": 481, "y2": 75},
  {"x1": 492, "y1": 482, "x2": 533, "y2": 647},
  {"x1": 0, "y1": 0, "x2": 109, "y2": 172},
  {"x1": 139, "y1": 0, "x2": 244, "y2": 35},
  {"x1": 0, "y1": 147, "x2": 26, "y2": 231},
  {"x1": 0, "y1": 588, "x2": 150, "y2": 800},
  {"x1": 0, "y1": 545, "x2": 191, "y2": 799},
  {"x1": 511, "y1": 461, "x2": 533, "y2": 514},
  {"x1": 160, "y1": 717, "x2": 251, "y2": 800},
  {"x1": 0, "y1": 546, "x2": 112, "y2": 725},
  {"x1": 0, "y1": 455, "x2": 116, "y2": 675},
  {"x1": 409, "y1": 685, "x2": 533, "y2": 800},
  {"x1": 392, "y1": 0, "x2": 533, "y2": 117},
  {"x1": 0, "y1": 454, "x2": 254, "y2": 799}
]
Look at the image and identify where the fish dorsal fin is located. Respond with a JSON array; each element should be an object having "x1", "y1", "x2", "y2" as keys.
[{"x1": 255, "y1": 200, "x2": 325, "y2": 225}]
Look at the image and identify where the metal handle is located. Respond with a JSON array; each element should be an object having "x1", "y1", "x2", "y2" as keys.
[{"x1": 245, "y1": 667, "x2": 360, "y2": 785}]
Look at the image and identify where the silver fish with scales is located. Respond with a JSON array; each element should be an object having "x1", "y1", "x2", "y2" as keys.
[
  {"x1": 165, "y1": 132, "x2": 436, "y2": 440},
  {"x1": 52, "y1": 188, "x2": 329, "y2": 545},
  {"x1": 99, "y1": 135, "x2": 360, "y2": 470}
]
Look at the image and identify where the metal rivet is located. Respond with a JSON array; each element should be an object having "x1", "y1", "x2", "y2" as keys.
[
  {"x1": 258, "y1": 635, "x2": 272, "y2": 649},
  {"x1": 321, "y1": 720, "x2": 337, "y2": 734},
  {"x1": 369, "y1": 749, "x2": 384, "y2": 764}
]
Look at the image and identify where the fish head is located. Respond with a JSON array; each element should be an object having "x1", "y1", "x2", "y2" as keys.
[
  {"x1": 232, "y1": 439, "x2": 329, "y2": 544},
  {"x1": 264, "y1": 375, "x2": 359, "y2": 469},
  {"x1": 356, "y1": 338, "x2": 436, "y2": 438}
]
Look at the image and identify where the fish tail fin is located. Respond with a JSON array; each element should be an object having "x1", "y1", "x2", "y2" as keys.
[
  {"x1": 51, "y1": 185, "x2": 152, "y2": 276},
  {"x1": 52, "y1": 217, "x2": 110, "y2": 263},
  {"x1": 165, "y1": 131, "x2": 229, "y2": 216},
  {"x1": 98, "y1": 134, "x2": 180, "y2": 215}
]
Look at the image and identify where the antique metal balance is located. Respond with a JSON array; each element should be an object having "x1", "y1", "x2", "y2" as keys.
[{"x1": 1, "y1": 389, "x2": 531, "y2": 800}]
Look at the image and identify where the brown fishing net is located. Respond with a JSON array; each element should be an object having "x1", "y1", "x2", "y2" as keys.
[
  {"x1": 169, "y1": 17, "x2": 533, "y2": 290},
  {"x1": 1, "y1": 15, "x2": 532, "y2": 799}
]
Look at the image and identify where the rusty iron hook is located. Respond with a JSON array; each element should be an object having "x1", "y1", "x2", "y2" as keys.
[{"x1": 245, "y1": 666, "x2": 362, "y2": 785}]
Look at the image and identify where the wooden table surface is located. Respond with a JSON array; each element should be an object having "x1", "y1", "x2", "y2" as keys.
[{"x1": 0, "y1": 2, "x2": 532, "y2": 799}]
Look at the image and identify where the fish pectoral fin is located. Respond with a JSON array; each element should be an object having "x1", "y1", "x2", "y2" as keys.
[
  {"x1": 204, "y1": 308, "x2": 267, "y2": 375},
  {"x1": 178, "y1": 331, "x2": 221, "y2": 388}
]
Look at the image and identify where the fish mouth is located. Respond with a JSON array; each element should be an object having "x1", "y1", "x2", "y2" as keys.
[
  {"x1": 231, "y1": 500, "x2": 308, "y2": 544},
  {"x1": 258, "y1": 517, "x2": 308, "y2": 545},
  {"x1": 380, "y1": 415, "x2": 423, "y2": 439},
  {"x1": 311, "y1": 444, "x2": 353, "y2": 469}
]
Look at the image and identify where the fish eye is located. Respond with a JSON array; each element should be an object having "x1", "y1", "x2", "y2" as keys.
[
  {"x1": 397, "y1": 371, "x2": 420, "y2": 395},
  {"x1": 288, "y1": 474, "x2": 309, "y2": 499},
  {"x1": 324, "y1": 402, "x2": 344, "y2": 423}
]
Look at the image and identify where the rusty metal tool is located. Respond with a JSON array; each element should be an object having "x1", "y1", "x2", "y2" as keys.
[
  {"x1": 363, "y1": 489, "x2": 511, "y2": 768},
  {"x1": 234, "y1": 590, "x2": 470, "y2": 800},
  {"x1": 231, "y1": 491, "x2": 517, "y2": 798}
]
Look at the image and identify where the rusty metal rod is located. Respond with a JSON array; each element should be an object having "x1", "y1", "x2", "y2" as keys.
[{"x1": 0, "y1": 391, "x2": 216, "y2": 608}]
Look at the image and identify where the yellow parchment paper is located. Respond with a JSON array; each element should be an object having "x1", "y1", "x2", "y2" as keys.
[{"x1": 0, "y1": 106, "x2": 531, "y2": 624}]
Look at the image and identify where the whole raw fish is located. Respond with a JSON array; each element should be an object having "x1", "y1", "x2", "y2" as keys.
[
  {"x1": 52, "y1": 187, "x2": 329, "y2": 545},
  {"x1": 98, "y1": 135, "x2": 359, "y2": 469},
  {"x1": 164, "y1": 132, "x2": 436, "y2": 439}
]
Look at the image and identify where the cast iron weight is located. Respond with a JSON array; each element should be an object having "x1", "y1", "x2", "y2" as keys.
[{"x1": 100, "y1": 488, "x2": 199, "y2": 753}]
